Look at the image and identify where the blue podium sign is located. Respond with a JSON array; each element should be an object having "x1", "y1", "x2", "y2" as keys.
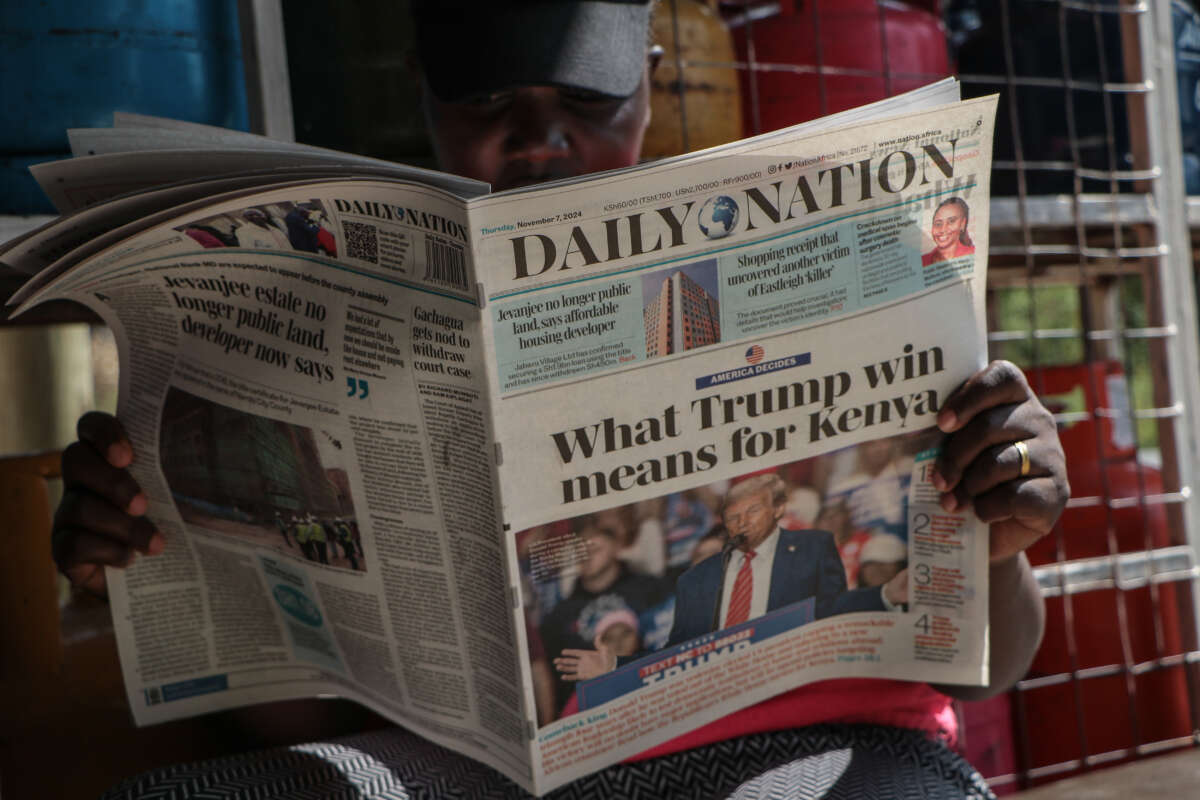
[{"x1": 576, "y1": 597, "x2": 816, "y2": 711}]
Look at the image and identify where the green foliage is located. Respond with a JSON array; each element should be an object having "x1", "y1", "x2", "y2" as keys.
[{"x1": 991, "y1": 279, "x2": 1157, "y2": 448}]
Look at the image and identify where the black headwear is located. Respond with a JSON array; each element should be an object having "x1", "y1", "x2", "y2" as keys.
[{"x1": 413, "y1": 0, "x2": 652, "y2": 102}]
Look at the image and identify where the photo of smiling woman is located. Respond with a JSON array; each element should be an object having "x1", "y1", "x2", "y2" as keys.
[{"x1": 922, "y1": 196, "x2": 975, "y2": 266}]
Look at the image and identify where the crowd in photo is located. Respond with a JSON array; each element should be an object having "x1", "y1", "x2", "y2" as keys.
[
  {"x1": 518, "y1": 428, "x2": 938, "y2": 725},
  {"x1": 273, "y1": 512, "x2": 364, "y2": 570},
  {"x1": 177, "y1": 200, "x2": 337, "y2": 256}
]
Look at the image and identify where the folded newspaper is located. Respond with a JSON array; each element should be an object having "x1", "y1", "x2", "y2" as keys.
[{"x1": 6, "y1": 79, "x2": 997, "y2": 795}]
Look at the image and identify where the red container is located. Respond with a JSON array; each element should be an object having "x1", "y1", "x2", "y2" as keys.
[
  {"x1": 1018, "y1": 362, "x2": 1191, "y2": 783},
  {"x1": 723, "y1": 0, "x2": 951, "y2": 135},
  {"x1": 1025, "y1": 361, "x2": 1170, "y2": 562}
]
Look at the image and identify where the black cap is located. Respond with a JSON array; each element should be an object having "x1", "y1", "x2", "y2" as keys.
[{"x1": 413, "y1": 0, "x2": 652, "y2": 102}]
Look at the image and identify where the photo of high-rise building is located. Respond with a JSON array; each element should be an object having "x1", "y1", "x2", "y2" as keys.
[
  {"x1": 159, "y1": 387, "x2": 365, "y2": 571},
  {"x1": 642, "y1": 261, "x2": 721, "y2": 358}
]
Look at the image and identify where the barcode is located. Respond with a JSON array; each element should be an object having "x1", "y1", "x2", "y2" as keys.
[{"x1": 424, "y1": 237, "x2": 467, "y2": 290}]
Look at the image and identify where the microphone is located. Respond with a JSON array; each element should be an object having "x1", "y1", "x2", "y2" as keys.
[{"x1": 722, "y1": 533, "x2": 746, "y2": 554}]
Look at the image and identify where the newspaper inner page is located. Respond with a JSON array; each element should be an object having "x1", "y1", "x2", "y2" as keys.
[
  {"x1": 15, "y1": 179, "x2": 532, "y2": 787},
  {"x1": 2, "y1": 167, "x2": 483, "y2": 280},
  {"x1": 468, "y1": 96, "x2": 998, "y2": 794},
  {"x1": 31, "y1": 149, "x2": 488, "y2": 214}
]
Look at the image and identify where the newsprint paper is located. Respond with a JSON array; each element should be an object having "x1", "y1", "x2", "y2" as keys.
[{"x1": 10, "y1": 84, "x2": 997, "y2": 795}]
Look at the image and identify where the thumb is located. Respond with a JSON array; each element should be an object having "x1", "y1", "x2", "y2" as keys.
[{"x1": 592, "y1": 635, "x2": 617, "y2": 671}]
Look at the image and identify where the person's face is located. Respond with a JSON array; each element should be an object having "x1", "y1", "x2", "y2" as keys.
[
  {"x1": 930, "y1": 203, "x2": 966, "y2": 255},
  {"x1": 815, "y1": 505, "x2": 850, "y2": 541},
  {"x1": 858, "y1": 439, "x2": 894, "y2": 475},
  {"x1": 722, "y1": 489, "x2": 784, "y2": 551},
  {"x1": 578, "y1": 526, "x2": 618, "y2": 579},
  {"x1": 594, "y1": 508, "x2": 632, "y2": 546},
  {"x1": 422, "y1": 69, "x2": 652, "y2": 191},
  {"x1": 599, "y1": 622, "x2": 638, "y2": 656},
  {"x1": 859, "y1": 560, "x2": 903, "y2": 588}
]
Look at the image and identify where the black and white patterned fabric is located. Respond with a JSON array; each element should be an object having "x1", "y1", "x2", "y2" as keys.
[{"x1": 101, "y1": 724, "x2": 995, "y2": 800}]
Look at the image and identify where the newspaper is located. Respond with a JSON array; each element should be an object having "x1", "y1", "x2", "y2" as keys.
[{"x1": 9, "y1": 84, "x2": 996, "y2": 795}]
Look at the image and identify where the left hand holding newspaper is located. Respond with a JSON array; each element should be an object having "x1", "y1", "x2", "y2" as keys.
[{"x1": 54, "y1": 411, "x2": 164, "y2": 597}]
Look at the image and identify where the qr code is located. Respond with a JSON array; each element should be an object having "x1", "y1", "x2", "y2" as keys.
[{"x1": 344, "y1": 220, "x2": 379, "y2": 263}]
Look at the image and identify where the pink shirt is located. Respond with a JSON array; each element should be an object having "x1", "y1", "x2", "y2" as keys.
[{"x1": 628, "y1": 678, "x2": 956, "y2": 761}]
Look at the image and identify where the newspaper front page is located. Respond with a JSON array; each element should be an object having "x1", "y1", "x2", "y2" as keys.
[
  {"x1": 470, "y1": 95, "x2": 998, "y2": 790},
  {"x1": 14, "y1": 92, "x2": 996, "y2": 796}
]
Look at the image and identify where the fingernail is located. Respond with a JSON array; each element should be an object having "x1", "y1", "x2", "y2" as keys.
[
  {"x1": 126, "y1": 492, "x2": 147, "y2": 516},
  {"x1": 931, "y1": 469, "x2": 947, "y2": 491},
  {"x1": 940, "y1": 493, "x2": 958, "y2": 512},
  {"x1": 107, "y1": 441, "x2": 133, "y2": 467},
  {"x1": 937, "y1": 410, "x2": 957, "y2": 433},
  {"x1": 146, "y1": 531, "x2": 165, "y2": 555}
]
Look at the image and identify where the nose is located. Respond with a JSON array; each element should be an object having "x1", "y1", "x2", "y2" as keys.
[{"x1": 504, "y1": 89, "x2": 570, "y2": 164}]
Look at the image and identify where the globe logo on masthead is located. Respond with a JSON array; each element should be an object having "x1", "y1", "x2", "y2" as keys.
[{"x1": 697, "y1": 195, "x2": 739, "y2": 240}]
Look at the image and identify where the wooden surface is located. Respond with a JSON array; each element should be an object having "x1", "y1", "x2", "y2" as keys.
[
  {"x1": 0, "y1": 450, "x2": 386, "y2": 797},
  {"x1": 1016, "y1": 748, "x2": 1200, "y2": 799}
]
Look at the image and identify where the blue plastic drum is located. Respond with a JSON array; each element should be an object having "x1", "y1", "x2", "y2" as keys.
[
  {"x1": 0, "y1": 154, "x2": 67, "y2": 214},
  {"x1": 1, "y1": 1, "x2": 250, "y2": 212},
  {"x1": 0, "y1": 0, "x2": 249, "y2": 151}
]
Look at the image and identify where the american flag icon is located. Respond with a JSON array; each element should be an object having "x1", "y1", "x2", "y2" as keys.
[{"x1": 745, "y1": 345, "x2": 764, "y2": 364}]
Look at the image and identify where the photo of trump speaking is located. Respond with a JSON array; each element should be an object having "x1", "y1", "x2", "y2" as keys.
[{"x1": 517, "y1": 427, "x2": 933, "y2": 725}]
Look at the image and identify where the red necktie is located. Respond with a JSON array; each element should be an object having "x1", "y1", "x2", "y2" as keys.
[{"x1": 724, "y1": 549, "x2": 756, "y2": 627}]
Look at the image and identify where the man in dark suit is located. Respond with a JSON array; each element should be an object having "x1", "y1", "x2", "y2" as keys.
[
  {"x1": 666, "y1": 474, "x2": 904, "y2": 646},
  {"x1": 555, "y1": 473, "x2": 908, "y2": 679}
]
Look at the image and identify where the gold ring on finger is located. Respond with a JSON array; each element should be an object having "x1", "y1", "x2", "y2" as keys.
[{"x1": 1014, "y1": 439, "x2": 1031, "y2": 477}]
